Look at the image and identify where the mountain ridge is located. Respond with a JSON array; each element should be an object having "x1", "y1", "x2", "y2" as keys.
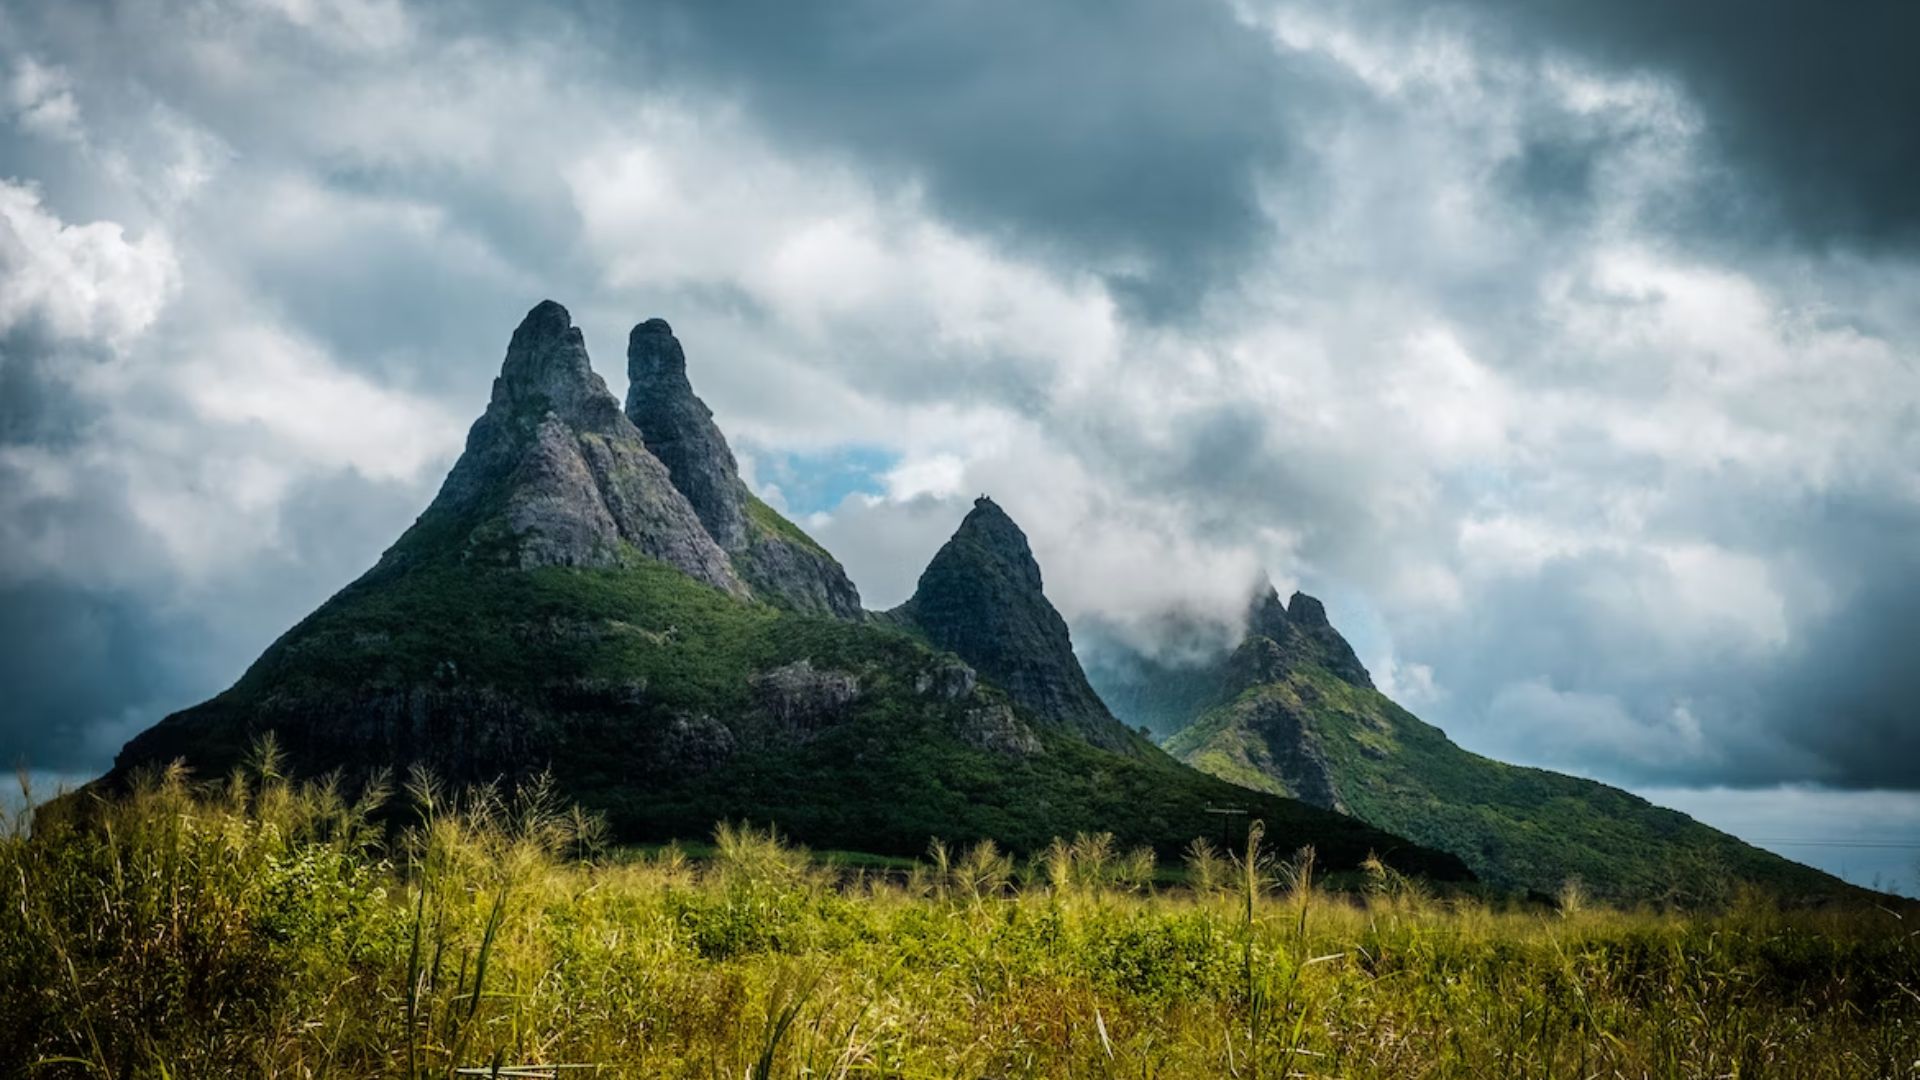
[{"x1": 102, "y1": 300, "x2": 1472, "y2": 883}]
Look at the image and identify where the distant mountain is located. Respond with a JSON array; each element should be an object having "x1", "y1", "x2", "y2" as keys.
[
  {"x1": 1088, "y1": 583, "x2": 1860, "y2": 903},
  {"x1": 104, "y1": 302, "x2": 1470, "y2": 880}
]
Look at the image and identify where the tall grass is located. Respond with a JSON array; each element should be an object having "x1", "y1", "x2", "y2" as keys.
[{"x1": 4, "y1": 755, "x2": 1917, "y2": 1078}]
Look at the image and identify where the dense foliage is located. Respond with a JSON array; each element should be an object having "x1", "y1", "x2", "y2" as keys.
[
  {"x1": 7, "y1": 768, "x2": 1917, "y2": 1078},
  {"x1": 112, "y1": 544, "x2": 1465, "y2": 878}
]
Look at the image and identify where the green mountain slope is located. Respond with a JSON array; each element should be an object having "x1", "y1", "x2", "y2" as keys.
[
  {"x1": 105, "y1": 302, "x2": 1472, "y2": 881},
  {"x1": 1098, "y1": 585, "x2": 1860, "y2": 903}
]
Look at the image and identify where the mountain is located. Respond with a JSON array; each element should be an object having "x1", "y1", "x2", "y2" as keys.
[
  {"x1": 104, "y1": 301, "x2": 1471, "y2": 880},
  {"x1": 889, "y1": 497, "x2": 1150, "y2": 754},
  {"x1": 625, "y1": 319, "x2": 863, "y2": 619},
  {"x1": 1088, "y1": 583, "x2": 1859, "y2": 903}
]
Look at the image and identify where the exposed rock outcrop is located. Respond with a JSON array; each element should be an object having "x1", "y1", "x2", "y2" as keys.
[
  {"x1": 914, "y1": 655, "x2": 979, "y2": 700},
  {"x1": 1221, "y1": 581, "x2": 1375, "y2": 691},
  {"x1": 625, "y1": 319, "x2": 752, "y2": 550},
  {"x1": 735, "y1": 526, "x2": 864, "y2": 620},
  {"x1": 1224, "y1": 695, "x2": 1346, "y2": 813},
  {"x1": 956, "y1": 702, "x2": 1042, "y2": 756},
  {"x1": 894, "y1": 496, "x2": 1143, "y2": 753},
  {"x1": 625, "y1": 319, "x2": 864, "y2": 618},
  {"x1": 400, "y1": 300, "x2": 745, "y2": 595},
  {"x1": 750, "y1": 659, "x2": 862, "y2": 734},
  {"x1": 661, "y1": 712, "x2": 738, "y2": 772}
]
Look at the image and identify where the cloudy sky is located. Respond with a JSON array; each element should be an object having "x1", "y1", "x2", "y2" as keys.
[{"x1": 3, "y1": 0, "x2": 1917, "y2": 891}]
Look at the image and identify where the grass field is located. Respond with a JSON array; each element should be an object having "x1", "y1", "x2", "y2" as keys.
[{"x1": 6, "y1": 757, "x2": 1918, "y2": 1078}]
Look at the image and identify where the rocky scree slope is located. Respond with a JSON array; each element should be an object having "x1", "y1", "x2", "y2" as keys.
[{"x1": 104, "y1": 301, "x2": 1470, "y2": 878}]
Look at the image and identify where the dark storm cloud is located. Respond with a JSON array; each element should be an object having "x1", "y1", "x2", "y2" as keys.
[
  {"x1": 1498, "y1": 130, "x2": 1604, "y2": 222},
  {"x1": 1759, "y1": 500, "x2": 1920, "y2": 788},
  {"x1": 1361, "y1": 473, "x2": 1920, "y2": 791},
  {"x1": 627, "y1": 0, "x2": 1315, "y2": 317},
  {"x1": 0, "y1": 454, "x2": 436, "y2": 771},
  {"x1": 1, "y1": 0, "x2": 1918, "y2": 828},
  {"x1": 0, "y1": 582, "x2": 179, "y2": 770},
  {"x1": 1771, "y1": 575, "x2": 1920, "y2": 788},
  {"x1": 0, "y1": 328, "x2": 97, "y2": 446},
  {"x1": 1437, "y1": 0, "x2": 1920, "y2": 249}
]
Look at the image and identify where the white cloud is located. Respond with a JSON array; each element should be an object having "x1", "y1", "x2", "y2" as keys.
[
  {"x1": 0, "y1": 180, "x2": 177, "y2": 346},
  {"x1": 883, "y1": 453, "x2": 969, "y2": 502},
  {"x1": 1375, "y1": 657, "x2": 1442, "y2": 709},
  {"x1": 565, "y1": 111, "x2": 1118, "y2": 414},
  {"x1": 253, "y1": 0, "x2": 413, "y2": 52},
  {"x1": 1486, "y1": 678, "x2": 1711, "y2": 773},
  {"x1": 6, "y1": 56, "x2": 83, "y2": 142},
  {"x1": 178, "y1": 323, "x2": 464, "y2": 484}
]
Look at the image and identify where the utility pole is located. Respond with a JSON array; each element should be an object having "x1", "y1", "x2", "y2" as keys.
[{"x1": 1204, "y1": 804, "x2": 1248, "y2": 850}]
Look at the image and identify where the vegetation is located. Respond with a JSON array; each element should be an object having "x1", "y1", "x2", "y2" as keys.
[
  {"x1": 1165, "y1": 662, "x2": 1860, "y2": 904},
  {"x1": 113, "y1": 546, "x2": 1466, "y2": 880},
  {"x1": 9, "y1": 763, "x2": 1916, "y2": 1078},
  {"x1": 743, "y1": 492, "x2": 833, "y2": 560}
]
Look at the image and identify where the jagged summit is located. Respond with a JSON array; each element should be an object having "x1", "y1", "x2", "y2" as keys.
[
  {"x1": 623, "y1": 317, "x2": 863, "y2": 618},
  {"x1": 1285, "y1": 590, "x2": 1328, "y2": 624},
  {"x1": 895, "y1": 496, "x2": 1143, "y2": 752},
  {"x1": 493, "y1": 300, "x2": 613, "y2": 420},
  {"x1": 953, "y1": 496, "x2": 1044, "y2": 589},
  {"x1": 395, "y1": 300, "x2": 745, "y2": 594},
  {"x1": 625, "y1": 318, "x2": 749, "y2": 550},
  {"x1": 1247, "y1": 580, "x2": 1291, "y2": 641},
  {"x1": 1234, "y1": 582, "x2": 1374, "y2": 690}
]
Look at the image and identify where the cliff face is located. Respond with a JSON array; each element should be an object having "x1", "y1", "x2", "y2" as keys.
[
  {"x1": 400, "y1": 300, "x2": 744, "y2": 594},
  {"x1": 893, "y1": 497, "x2": 1147, "y2": 754},
  {"x1": 623, "y1": 319, "x2": 752, "y2": 551},
  {"x1": 624, "y1": 319, "x2": 864, "y2": 619}
]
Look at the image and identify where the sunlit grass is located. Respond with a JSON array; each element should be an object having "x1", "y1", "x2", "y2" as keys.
[{"x1": 5, "y1": 745, "x2": 1917, "y2": 1078}]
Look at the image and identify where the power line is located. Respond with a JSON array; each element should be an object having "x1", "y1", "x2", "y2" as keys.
[{"x1": 1747, "y1": 839, "x2": 1920, "y2": 850}]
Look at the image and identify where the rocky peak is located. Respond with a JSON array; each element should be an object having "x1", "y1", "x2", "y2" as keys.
[
  {"x1": 624, "y1": 318, "x2": 750, "y2": 551},
  {"x1": 623, "y1": 319, "x2": 864, "y2": 619},
  {"x1": 391, "y1": 301, "x2": 745, "y2": 596},
  {"x1": 954, "y1": 497, "x2": 1045, "y2": 589},
  {"x1": 491, "y1": 300, "x2": 623, "y2": 430},
  {"x1": 1247, "y1": 580, "x2": 1292, "y2": 641},
  {"x1": 895, "y1": 496, "x2": 1141, "y2": 752},
  {"x1": 1287, "y1": 591, "x2": 1373, "y2": 689},
  {"x1": 1287, "y1": 590, "x2": 1331, "y2": 627},
  {"x1": 1230, "y1": 581, "x2": 1373, "y2": 690},
  {"x1": 628, "y1": 317, "x2": 690, "y2": 387}
]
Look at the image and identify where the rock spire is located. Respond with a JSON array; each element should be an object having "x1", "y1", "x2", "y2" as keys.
[
  {"x1": 397, "y1": 300, "x2": 746, "y2": 596},
  {"x1": 894, "y1": 497, "x2": 1143, "y2": 752},
  {"x1": 624, "y1": 318, "x2": 863, "y2": 618}
]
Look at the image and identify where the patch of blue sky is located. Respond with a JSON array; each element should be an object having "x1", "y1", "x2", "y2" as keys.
[{"x1": 744, "y1": 444, "x2": 900, "y2": 517}]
